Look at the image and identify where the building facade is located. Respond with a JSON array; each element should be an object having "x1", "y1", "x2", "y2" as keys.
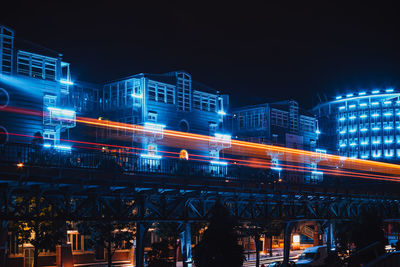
[
  {"x1": 232, "y1": 100, "x2": 323, "y2": 183},
  {"x1": 312, "y1": 89, "x2": 400, "y2": 161}
]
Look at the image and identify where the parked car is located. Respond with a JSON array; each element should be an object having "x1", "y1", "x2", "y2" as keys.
[{"x1": 296, "y1": 245, "x2": 328, "y2": 266}]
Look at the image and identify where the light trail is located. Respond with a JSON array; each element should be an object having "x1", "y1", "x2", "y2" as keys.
[
  {"x1": 2, "y1": 106, "x2": 400, "y2": 178},
  {"x1": 3, "y1": 131, "x2": 400, "y2": 183}
]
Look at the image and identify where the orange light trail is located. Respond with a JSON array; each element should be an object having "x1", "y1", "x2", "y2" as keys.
[{"x1": 2, "y1": 106, "x2": 400, "y2": 178}]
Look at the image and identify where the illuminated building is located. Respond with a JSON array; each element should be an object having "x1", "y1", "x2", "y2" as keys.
[
  {"x1": 313, "y1": 89, "x2": 400, "y2": 161},
  {"x1": 0, "y1": 24, "x2": 75, "y2": 147},
  {"x1": 232, "y1": 100, "x2": 323, "y2": 183},
  {"x1": 89, "y1": 71, "x2": 230, "y2": 161}
]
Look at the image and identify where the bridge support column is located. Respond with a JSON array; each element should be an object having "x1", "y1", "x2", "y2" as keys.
[
  {"x1": 0, "y1": 221, "x2": 7, "y2": 267},
  {"x1": 326, "y1": 221, "x2": 334, "y2": 252},
  {"x1": 180, "y1": 222, "x2": 192, "y2": 267},
  {"x1": 135, "y1": 223, "x2": 147, "y2": 267},
  {"x1": 283, "y1": 222, "x2": 294, "y2": 266}
]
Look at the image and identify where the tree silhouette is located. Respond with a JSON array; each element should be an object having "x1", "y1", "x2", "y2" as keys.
[
  {"x1": 335, "y1": 208, "x2": 387, "y2": 265},
  {"x1": 193, "y1": 202, "x2": 245, "y2": 267},
  {"x1": 155, "y1": 222, "x2": 180, "y2": 266},
  {"x1": 77, "y1": 199, "x2": 134, "y2": 267},
  {"x1": 9, "y1": 196, "x2": 65, "y2": 267}
]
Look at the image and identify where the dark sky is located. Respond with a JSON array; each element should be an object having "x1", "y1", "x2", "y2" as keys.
[{"x1": 2, "y1": 1, "x2": 400, "y2": 108}]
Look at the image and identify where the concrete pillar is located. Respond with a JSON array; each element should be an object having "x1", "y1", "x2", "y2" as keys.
[
  {"x1": 313, "y1": 223, "x2": 320, "y2": 246},
  {"x1": 180, "y1": 222, "x2": 192, "y2": 267},
  {"x1": 135, "y1": 223, "x2": 147, "y2": 267},
  {"x1": 255, "y1": 233, "x2": 261, "y2": 267},
  {"x1": 283, "y1": 222, "x2": 294, "y2": 266},
  {"x1": 56, "y1": 244, "x2": 74, "y2": 267},
  {"x1": 326, "y1": 222, "x2": 334, "y2": 252},
  {"x1": 0, "y1": 221, "x2": 7, "y2": 267}
]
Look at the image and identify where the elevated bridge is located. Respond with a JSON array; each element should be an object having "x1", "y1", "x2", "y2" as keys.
[{"x1": 1, "y1": 143, "x2": 400, "y2": 266}]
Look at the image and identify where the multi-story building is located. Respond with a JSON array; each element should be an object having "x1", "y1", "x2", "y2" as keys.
[
  {"x1": 0, "y1": 24, "x2": 75, "y2": 148},
  {"x1": 232, "y1": 100, "x2": 323, "y2": 183},
  {"x1": 95, "y1": 71, "x2": 230, "y2": 161},
  {"x1": 312, "y1": 89, "x2": 400, "y2": 161}
]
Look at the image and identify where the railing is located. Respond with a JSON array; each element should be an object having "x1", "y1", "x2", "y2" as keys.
[
  {"x1": 1, "y1": 142, "x2": 399, "y2": 192},
  {"x1": 0, "y1": 142, "x2": 267, "y2": 183}
]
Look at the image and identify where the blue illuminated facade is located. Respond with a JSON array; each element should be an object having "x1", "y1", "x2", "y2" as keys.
[
  {"x1": 0, "y1": 24, "x2": 74, "y2": 147},
  {"x1": 313, "y1": 89, "x2": 400, "y2": 160},
  {"x1": 232, "y1": 100, "x2": 323, "y2": 183}
]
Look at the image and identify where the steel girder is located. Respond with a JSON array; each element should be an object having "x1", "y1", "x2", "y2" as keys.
[{"x1": 0, "y1": 184, "x2": 399, "y2": 222}]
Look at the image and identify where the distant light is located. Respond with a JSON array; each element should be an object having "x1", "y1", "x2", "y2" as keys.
[
  {"x1": 384, "y1": 126, "x2": 393, "y2": 130},
  {"x1": 371, "y1": 102, "x2": 379, "y2": 105},
  {"x1": 360, "y1": 114, "x2": 367, "y2": 118},
  {"x1": 361, "y1": 155, "x2": 369, "y2": 159},
  {"x1": 141, "y1": 154, "x2": 162, "y2": 159},
  {"x1": 43, "y1": 143, "x2": 51, "y2": 148},
  {"x1": 339, "y1": 130, "x2": 346, "y2": 134},
  {"x1": 372, "y1": 140, "x2": 381, "y2": 144},
  {"x1": 372, "y1": 90, "x2": 380, "y2": 94},
  {"x1": 17, "y1": 163, "x2": 24, "y2": 168},
  {"x1": 217, "y1": 110, "x2": 226, "y2": 115},
  {"x1": 359, "y1": 92, "x2": 366, "y2": 96},
  {"x1": 293, "y1": 234, "x2": 300, "y2": 243},
  {"x1": 360, "y1": 128, "x2": 368, "y2": 132},
  {"x1": 350, "y1": 142, "x2": 357, "y2": 146},
  {"x1": 54, "y1": 144, "x2": 72, "y2": 151},
  {"x1": 131, "y1": 93, "x2": 142, "y2": 99},
  {"x1": 215, "y1": 133, "x2": 231, "y2": 140},
  {"x1": 384, "y1": 112, "x2": 392, "y2": 116},
  {"x1": 340, "y1": 143, "x2": 346, "y2": 147},
  {"x1": 371, "y1": 113, "x2": 380, "y2": 117},
  {"x1": 361, "y1": 141, "x2": 368, "y2": 145},
  {"x1": 346, "y1": 93, "x2": 354, "y2": 97},
  {"x1": 315, "y1": 148, "x2": 326, "y2": 154},
  {"x1": 47, "y1": 107, "x2": 76, "y2": 116},
  {"x1": 349, "y1": 129, "x2": 356, "y2": 133},
  {"x1": 60, "y1": 79, "x2": 74, "y2": 85},
  {"x1": 339, "y1": 117, "x2": 346, "y2": 121},
  {"x1": 384, "y1": 101, "x2": 392, "y2": 105},
  {"x1": 360, "y1": 103, "x2": 367, "y2": 107},
  {"x1": 336, "y1": 96, "x2": 342, "y2": 100},
  {"x1": 315, "y1": 129, "x2": 321, "y2": 134},
  {"x1": 373, "y1": 154, "x2": 381, "y2": 158},
  {"x1": 339, "y1": 106, "x2": 345, "y2": 110},
  {"x1": 385, "y1": 154, "x2": 393, "y2": 158},
  {"x1": 384, "y1": 140, "x2": 393, "y2": 143},
  {"x1": 349, "y1": 104, "x2": 356, "y2": 108},
  {"x1": 349, "y1": 115, "x2": 356, "y2": 120},
  {"x1": 372, "y1": 127, "x2": 380, "y2": 131},
  {"x1": 210, "y1": 160, "x2": 228, "y2": 166},
  {"x1": 386, "y1": 88, "x2": 394, "y2": 93}
]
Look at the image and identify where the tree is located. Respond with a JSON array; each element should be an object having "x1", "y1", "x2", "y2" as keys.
[
  {"x1": 146, "y1": 239, "x2": 172, "y2": 267},
  {"x1": 193, "y1": 202, "x2": 245, "y2": 267},
  {"x1": 155, "y1": 222, "x2": 180, "y2": 266},
  {"x1": 77, "y1": 199, "x2": 134, "y2": 267},
  {"x1": 9, "y1": 196, "x2": 65, "y2": 267},
  {"x1": 335, "y1": 209, "x2": 387, "y2": 265}
]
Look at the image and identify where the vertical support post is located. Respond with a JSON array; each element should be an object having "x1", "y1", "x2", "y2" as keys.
[
  {"x1": 180, "y1": 222, "x2": 192, "y2": 267},
  {"x1": 135, "y1": 223, "x2": 147, "y2": 267},
  {"x1": 255, "y1": 233, "x2": 261, "y2": 267},
  {"x1": 0, "y1": 220, "x2": 7, "y2": 267},
  {"x1": 283, "y1": 222, "x2": 294, "y2": 266},
  {"x1": 327, "y1": 221, "x2": 334, "y2": 252}
]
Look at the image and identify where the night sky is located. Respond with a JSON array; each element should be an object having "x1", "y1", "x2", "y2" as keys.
[{"x1": 2, "y1": 1, "x2": 400, "y2": 108}]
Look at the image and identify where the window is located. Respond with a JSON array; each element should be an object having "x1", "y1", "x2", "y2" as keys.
[
  {"x1": 148, "y1": 111, "x2": 157, "y2": 122},
  {"x1": 193, "y1": 91, "x2": 217, "y2": 112},
  {"x1": 67, "y1": 231, "x2": 84, "y2": 251},
  {"x1": 17, "y1": 51, "x2": 57, "y2": 80},
  {"x1": 148, "y1": 83, "x2": 175, "y2": 104},
  {"x1": 177, "y1": 73, "x2": 191, "y2": 111}
]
